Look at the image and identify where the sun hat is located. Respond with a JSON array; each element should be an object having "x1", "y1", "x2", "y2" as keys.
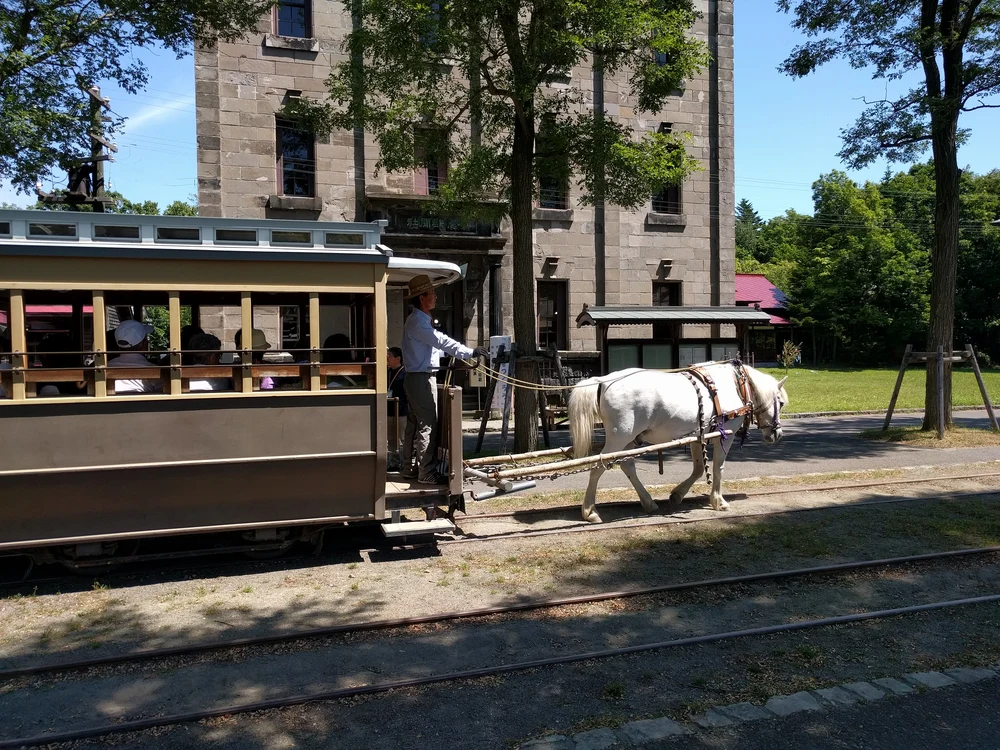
[
  {"x1": 236, "y1": 328, "x2": 272, "y2": 351},
  {"x1": 407, "y1": 274, "x2": 435, "y2": 298},
  {"x1": 114, "y1": 320, "x2": 154, "y2": 348}
]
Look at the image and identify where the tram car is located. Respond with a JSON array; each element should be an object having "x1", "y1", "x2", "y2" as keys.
[{"x1": 0, "y1": 210, "x2": 465, "y2": 570}]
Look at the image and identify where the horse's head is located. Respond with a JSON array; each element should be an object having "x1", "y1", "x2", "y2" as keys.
[{"x1": 746, "y1": 368, "x2": 789, "y2": 444}]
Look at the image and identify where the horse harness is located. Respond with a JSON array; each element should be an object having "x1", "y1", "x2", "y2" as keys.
[{"x1": 683, "y1": 361, "x2": 756, "y2": 483}]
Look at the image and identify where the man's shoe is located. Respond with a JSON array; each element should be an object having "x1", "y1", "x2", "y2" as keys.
[{"x1": 417, "y1": 473, "x2": 446, "y2": 486}]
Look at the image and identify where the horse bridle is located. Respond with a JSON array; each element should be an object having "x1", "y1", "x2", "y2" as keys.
[{"x1": 752, "y1": 394, "x2": 782, "y2": 431}]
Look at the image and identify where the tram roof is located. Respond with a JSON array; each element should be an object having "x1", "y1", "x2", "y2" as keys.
[{"x1": 0, "y1": 210, "x2": 390, "y2": 264}]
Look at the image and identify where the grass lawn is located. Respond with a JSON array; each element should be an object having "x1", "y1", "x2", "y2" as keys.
[
  {"x1": 859, "y1": 426, "x2": 1000, "y2": 447},
  {"x1": 759, "y1": 365, "x2": 1000, "y2": 414}
]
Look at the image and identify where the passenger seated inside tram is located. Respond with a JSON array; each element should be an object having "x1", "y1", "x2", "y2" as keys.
[
  {"x1": 36, "y1": 333, "x2": 87, "y2": 397},
  {"x1": 180, "y1": 324, "x2": 205, "y2": 365},
  {"x1": 323, "y1": 333, "x2": 360, "y2": 388},
  {"x1": 108, "y1": 320, "x2": 163, "y2": 394},
  {"x1": 235, "y1": 327, "x2": 274, "y2": 390},
  {"x1": 187, "y1": 333, "x2": 232, "y2": 392}
]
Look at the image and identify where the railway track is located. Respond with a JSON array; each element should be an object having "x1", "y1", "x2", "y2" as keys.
[
  {"x1": 3, "y1": 471, "x2": 999, "y2": 590},
  {"x1": 2, "y1": 545, "x2": 1000, "y2": 748}
]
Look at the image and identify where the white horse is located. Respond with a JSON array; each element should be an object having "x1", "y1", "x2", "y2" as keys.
[{"x1": 568, "y1": 362, "x2": 789, "y2": 523}]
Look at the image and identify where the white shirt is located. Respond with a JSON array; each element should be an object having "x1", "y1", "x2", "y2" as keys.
[
  {"x1": 109, "y1": 352, "x2": 162, "y2": 394},
  {"x1": 190, "y1": 378, "x2": 232, "y2": 392},
  {"x1": 402, "y1": 309, "x2": 474, "y2": 373}
]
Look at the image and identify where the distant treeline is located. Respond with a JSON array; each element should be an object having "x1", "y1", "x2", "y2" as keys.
[{"x1": 737, "y1": 162, "x2": 1000, "y2": 366}]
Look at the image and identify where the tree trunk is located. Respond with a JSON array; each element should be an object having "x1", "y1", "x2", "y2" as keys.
[
  {"x1": 511, "y1": 106, "x2": 538, "y2": 452},
  {"x1": 921, "y1": 118, "x2": 960, "y2": 432}
]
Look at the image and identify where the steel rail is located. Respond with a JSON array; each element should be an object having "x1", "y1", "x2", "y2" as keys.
[
  {"x1": 3, "y1": 478, "x2": 997, "y2": 590},
  {"x1": 3, "y1": 544, "x2": 999, "y2": 682},
  {"x1": 3, "y1": 591, "x2": 1000, "y2": 749}
]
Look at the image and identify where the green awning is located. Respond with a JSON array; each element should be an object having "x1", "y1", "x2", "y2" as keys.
[{"x1": 576, "y1": 305, "x2": 772, "y2": 327}]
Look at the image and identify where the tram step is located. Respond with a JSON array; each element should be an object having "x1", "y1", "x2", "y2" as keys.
[{"x1": 380, "y1": 518, "x2": 456, "y2": 538}]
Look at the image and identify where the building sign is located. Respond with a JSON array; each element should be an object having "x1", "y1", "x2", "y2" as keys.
[{"x1": 386, "y1": 209, "x2": 499, "y2": 238}]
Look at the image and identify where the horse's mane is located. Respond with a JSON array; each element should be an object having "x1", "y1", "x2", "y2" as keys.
[{"x1": 743, "y1": 364, "x2": 789, "y2": 407}]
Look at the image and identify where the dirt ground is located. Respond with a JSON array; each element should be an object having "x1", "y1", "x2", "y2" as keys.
[{"x1": 4, "y1": 463, "x2": 1000, "y2": 748}]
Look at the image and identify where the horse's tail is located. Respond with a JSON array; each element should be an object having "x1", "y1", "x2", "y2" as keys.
[{"x1": 569, "y1": 377, "x2": 602, "y2": 458}]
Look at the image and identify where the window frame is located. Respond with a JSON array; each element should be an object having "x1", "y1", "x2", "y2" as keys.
[
  {"x1": 274, "y1": 0, "x2": 311, "y2": 39},
  {"x1": 276, "y1": 119, "x2": 316, "y2": 198},
  {"x1": 537, "y1": 279, "x2": 568, "y2": 351}
]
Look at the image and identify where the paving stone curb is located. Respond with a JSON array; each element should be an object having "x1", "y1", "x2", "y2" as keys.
[{"x1": 519, "y1": 666, "x2": 999, "y2": 748}]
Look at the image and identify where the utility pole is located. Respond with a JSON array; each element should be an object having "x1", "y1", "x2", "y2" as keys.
[{"x1": 36, "y1": 84, "x2": 117, "y2": 209}]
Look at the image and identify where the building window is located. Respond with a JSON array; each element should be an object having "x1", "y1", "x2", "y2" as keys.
[
  {"x1": 652, "y1": 123, "x2": 682, "y2": 214},
  {"x1": 652, "y1": 183, "x2": 682, "y2": 214},
  {"x1": 537, "y1": 114, "x2": 570, "y2": 209},
  {"x1": 652, "y1": 281, "x2": 680, "y2": 307},
  {"x1": 276, "y1": 120, "x2": 315, "y2": 197},
  {"x1": 414, "y1": 139, "x2": 448, "y2": 196},
  {"x1": 652, "y1": 281, "x2": 680, "y2": 340},
  {"x1": 539, "y1": 176, "x2": 569, "y2": 209},
  {"x1": 537, "y1": 280, "x2": 568, "y2": 351},
  {"x1": 275, "y1": 0, "x2": 310, "y2": 38}
]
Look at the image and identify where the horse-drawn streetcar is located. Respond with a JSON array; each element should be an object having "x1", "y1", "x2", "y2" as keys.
[{"x1": 0, "y1": 210, "x2": 465, "y2": 569}]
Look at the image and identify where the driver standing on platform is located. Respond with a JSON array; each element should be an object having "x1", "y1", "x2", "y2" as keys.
[{"x1": 401, "y1": 274, "x2": 488, "y2": 484}]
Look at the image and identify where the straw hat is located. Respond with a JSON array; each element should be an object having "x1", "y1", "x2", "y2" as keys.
[{"x1": 407, "y1": 274, "x2": 435, "y2": 297}]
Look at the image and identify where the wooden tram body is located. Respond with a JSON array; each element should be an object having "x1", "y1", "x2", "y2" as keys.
[{"x1": 0, "y1": 210, "x2": 464, "y2": 565}]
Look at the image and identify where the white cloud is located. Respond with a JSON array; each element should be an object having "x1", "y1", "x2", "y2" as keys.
[{"x1": 120, "y1": 96, "x2": 195, "y2": 134}]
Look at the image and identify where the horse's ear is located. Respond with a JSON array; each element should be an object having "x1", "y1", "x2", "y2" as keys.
[{"x1": 777, "y1": 376, "x2": 788, "y2": 389}]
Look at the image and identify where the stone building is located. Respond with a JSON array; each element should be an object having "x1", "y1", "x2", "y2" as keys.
[{"x1": 194, "y1": 0, "x2": 736, "y2": 372}]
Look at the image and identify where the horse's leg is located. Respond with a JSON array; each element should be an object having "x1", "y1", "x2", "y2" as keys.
[
  {"x1": 709, "y1": 438, "x2": 729, "y2": 511},
  {"x1": 619, "y1": 459, "x2": 658, "y2": 514},
  {"x1": 581, "y1": 464, "x2": 607, "y2": 523},
  {"x1": 669, "y1": 443, "x2": 704, "y2": 505}
]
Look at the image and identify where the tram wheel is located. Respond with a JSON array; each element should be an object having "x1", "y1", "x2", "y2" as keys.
[
  {"x1": 236, "y1": 527, "x2": 300, "y2": 560},
  {"x1": 50, "y1": 540, "x2": 142, "y2": 574}
]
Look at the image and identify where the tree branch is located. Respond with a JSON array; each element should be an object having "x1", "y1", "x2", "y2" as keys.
[{"x1": 962, "y1": 101, "x2": 1000, "y2": 112}]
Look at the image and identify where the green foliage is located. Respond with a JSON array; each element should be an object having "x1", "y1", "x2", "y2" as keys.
[
  {"x1": 751, "y1": 163, "x2": 1000, "y2": 366},
  {"x1": 143, "y1": 305, "x2": 192, "y2": 352},
  {"x1": 0, "y1": 0, "x2": 273, "y2": 192},
  {"x1": 31, "y1": 191, "x2": 196, "y2": 216}
]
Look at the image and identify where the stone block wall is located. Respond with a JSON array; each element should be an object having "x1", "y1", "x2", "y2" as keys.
[{"x1": 195, "y1": 0, "x2": 735, "y2": 352}]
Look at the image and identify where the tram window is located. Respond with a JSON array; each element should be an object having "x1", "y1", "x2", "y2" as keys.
[
  {"x1": 324, "y1": 232, "x2": 364, "y2": 247},
  {"x1": 318, "y1": 292, "x2": 375, "y2": 390},
  {"x1": 215, "y1": 228, "x2": 258, "y2": 244},
  {"x1": 271, "y1": 230, "x2": 311, "y2": 245},
  {"x1": 29, "y1": 222, "x2": 76, "y2": 238},
  {"x1": 156, "y1": 226, "x2": 201, "y2": 243},
  {"x1": 0, "y1": 221, "x2": 10, "y2": 237},
  {"x1": 21, "y1": 290, "x2": 94, "y2": 397},
  {"x1": 94, "y1": 225, "x2": 141, "y2": 241},
  {"x1": 252, "y1": 296, "x2": 308, "y2": 391},
  {"x1": 103, "y1": 292, "x2": 169, "y2": 395},
  {"x1": 0, "y1": 295, "x2": 10, "y2": 400}
]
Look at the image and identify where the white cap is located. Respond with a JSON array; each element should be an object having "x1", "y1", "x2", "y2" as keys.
[{"x1": 115, "y1": 320, "x2": 154, "y2": 348}]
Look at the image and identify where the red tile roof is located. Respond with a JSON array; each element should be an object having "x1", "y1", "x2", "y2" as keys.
[
  {"x1": 735, "y1": 274, "x2": 788, "y2": 308},
  {"x1": 735, "y1": 274, "x2": 791, "y2": 326}
]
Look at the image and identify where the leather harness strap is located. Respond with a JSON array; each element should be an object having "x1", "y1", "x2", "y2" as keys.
[{"x1": 688, "y1": 364, "x2": 754, "y2": 423}]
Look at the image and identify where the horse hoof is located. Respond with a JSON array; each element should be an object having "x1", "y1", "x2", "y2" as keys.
[
  {"x1": 584, "y1": 511, "x2": 603, "y2": 524},
  {"x1": 641, "y1": 501, "x2": 659, "y2": 515},
  {"x1": 669, "y1": 492, "x2": 685, "y2": 505}
]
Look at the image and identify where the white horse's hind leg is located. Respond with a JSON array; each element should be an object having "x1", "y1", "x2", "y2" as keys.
[
  {"x1": 619, "y1": 459, "x2": 658, "y2": 514},
  {"x1": 669, "y1": 443, "x2": 704, "y2": 505},
  {"x1": 581, "y1": 465, "x2": 606, "y2": 523},
  {"x1": 709, "y1": 439, "x2": 729, "y2": 511}
]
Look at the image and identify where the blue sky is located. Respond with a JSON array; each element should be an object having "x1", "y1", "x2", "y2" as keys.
[{"x1": 1, "y1": 4, "x2": 997, "y2": 218}]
